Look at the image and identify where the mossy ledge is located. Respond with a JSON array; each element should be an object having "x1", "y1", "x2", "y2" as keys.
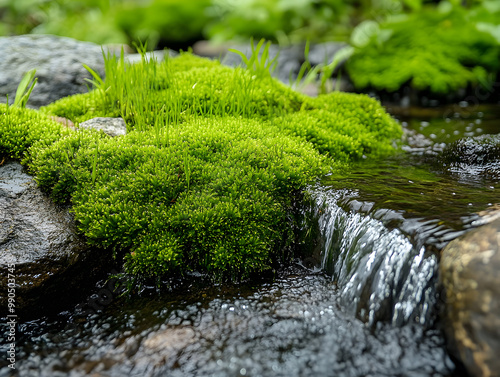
[{"x1": 0, "y1": 52, "x2": 401, "y2": 286}]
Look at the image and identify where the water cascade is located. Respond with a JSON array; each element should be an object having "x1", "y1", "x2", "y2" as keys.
[{"x1": 308, "y1": 186, "x2": 440, "y2": 327}]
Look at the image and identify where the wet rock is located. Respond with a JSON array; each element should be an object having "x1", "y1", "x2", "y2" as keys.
[
  {"x1": 0, "y1": 34, "x2": 106, "y2": 108},
  {"x1": 79, "y1": 117, "x2": 127, "y2": 137},
  {"x1": 222, "y1": 43, "x2": 303, "y2": 84},
  {"x1": 439, "y1": 134, "x2": 500, "y2": 180},
  {"x1": 440, "y1": 218, "x2": 500, "y2": 377},
  {"x1": 401, "y1": 128, "x2": 446, "y2": 156},
  {"x1": 141, "y1": 326, "x2": 197, "y2": 357},
  {"x1": 0, "y1": 159, "x2": 110, "y2": 318},
  {"x1": 472, "y1": 204, "x2": 500, "y2": 227}
]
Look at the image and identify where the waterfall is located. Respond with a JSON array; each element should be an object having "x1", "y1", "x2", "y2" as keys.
[{"x1": 308, "y1": 186, "x2": 439, "y2": 327}]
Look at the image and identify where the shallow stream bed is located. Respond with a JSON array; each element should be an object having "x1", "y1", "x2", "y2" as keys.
[{"x1": 1, "y1": 103, "x2": 499, "y2": 377}]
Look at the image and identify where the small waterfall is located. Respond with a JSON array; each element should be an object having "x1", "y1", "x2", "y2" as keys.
[{"x1": 308, "y1": 186, "x2": 439, "y2": 328}]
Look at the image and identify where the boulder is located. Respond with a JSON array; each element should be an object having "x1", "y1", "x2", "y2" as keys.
[
  {"x1": 440, "y1": 218, "x2": 500, "y2": 377},
  {"x1": 439, "y1": 134, "x2": 500, "y2": 180},
  {"x1": 222, "y1": 43, "x2": 303, "y2": 84},
  {"x1": 307, "y1": 42, "x2": 347, "y2": 67},
  {"x1": 79, "y1": 117, "x2": 127, "y2": 137},
  {"x1": 0, "y1": 34, "x2": 178, "y2": 109},
  {"x1": 0, "y1": 159, "x2": 110, "y2": 318},
  {"x1": 0, "y1": 34, "x2": 106, "y2": 108},
  {"x1": 221, "y1": 41, "x2": 349, "y2": 93}
]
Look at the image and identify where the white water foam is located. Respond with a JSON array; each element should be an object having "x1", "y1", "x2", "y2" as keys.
[{"x1": 310, "y1": 186, "x2": 438, "y2": 327}]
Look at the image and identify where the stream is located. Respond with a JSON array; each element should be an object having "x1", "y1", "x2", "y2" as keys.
[{"x1": 1, "y1": 103, "x2": 499, "y2": 377}]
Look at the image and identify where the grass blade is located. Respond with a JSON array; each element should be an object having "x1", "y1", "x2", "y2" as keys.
[
  {"x1": 83, "y1": 63, "x2": 105, "y2": 89},
  {"x1": 14, "y1": 69, "x2": 37, "y2": 108}
]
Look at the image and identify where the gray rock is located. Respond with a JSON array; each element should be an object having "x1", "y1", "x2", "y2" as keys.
[
  {"x1": 440, "y1": 218, "x2": 500, "y2": 377},
  {"x1": 221, "y1": 42, "x2": 349, "y2": 90},
  {"x1": 125, "y1": 49, "x2": 178, "y2": 64},
  {"x1": 0, "y1": 34, "x2": 180, "y2": 109},
  {"x1": 79, "y1": 117, "x2": 127, "y2": 137},
  {"x1": 307, "y1": 42, "x2": 347, "y2": 67},
  {"x1": 439, "y1": 134, "x2": 500, "y2": 180},
  {"x1": 0, "y1": 34, "x2": 106, "y2": 108},
  {"x1": 222, "y1": 43, "x2": 304, "y2": 84},
  {"x1": 0, "y1": 159, "x2": 110, "y2": 317}
]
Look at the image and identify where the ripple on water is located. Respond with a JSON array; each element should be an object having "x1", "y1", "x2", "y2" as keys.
[{"x1": 2, "y1": 274, "x2": 455, "y2": 377}]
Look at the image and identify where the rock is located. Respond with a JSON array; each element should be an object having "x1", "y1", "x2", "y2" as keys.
[
  {"x1": 440, "y1": 218, "x2": 500, "y2": 377},
  {"x1": 307, "y1": 42, "x2": 347, "y2": 67},
  {"x1": 125, "y1": 49, "x2": 178, "y2": 65},
  {"x1": 0, "y1": 34, "x2": 176, "y2": 109},
  {"x1": 192, "y1": 40, "x2": 232, "y2": 58},
  {"x1": 439, "y1": 134, "x2": 500, "y2": 180},
  {"x1": 79, "y1": 117, "x2": 127, "y2": 137},
  {"x1": 0, "y1": 34, "x2": 107, "y2": 108},
  {"x1": 142, "y1": 327, "x2": 197, "y2": 356},
  {"x1": 0, "y1": 159, "x2": 110, "y2": 318},
  {"x1": 221, "y1": 41, "x2": 349, "y2": 91},
  {"x1": 74, "y1": 326, "x2": 198, "y2": 373},
  {"x1": 222, "y1": 43, "x2": 304, "y2": 84},
  {"x1": 473, "y1": 204, "x2": 500, "y2": 227}
]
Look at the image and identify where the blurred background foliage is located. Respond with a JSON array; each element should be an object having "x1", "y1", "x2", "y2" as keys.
[
  {"x1": 0, "y1": 0, "x2": 498, "y2": 96},
  {"x1": 0, "y1": 0, "x2": 488, "y2": 50}
]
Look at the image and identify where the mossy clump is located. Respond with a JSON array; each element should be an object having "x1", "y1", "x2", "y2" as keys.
[
  {"x1": 0, "y1": 104, "x2": 71, "y2": 162},
  {"x1": 2, "y1": 52, "x2": 401, "y2": 285},
  {"x1": 346, "y1": 6, "x2": 500, "y2": 94}
]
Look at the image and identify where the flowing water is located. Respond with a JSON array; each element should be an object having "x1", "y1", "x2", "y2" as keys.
[{"x1": 1, "y1": 103, "x2": 499, "y2": 377}]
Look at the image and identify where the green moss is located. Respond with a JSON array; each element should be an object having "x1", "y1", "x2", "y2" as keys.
[
  {"x1": 0, "y1": 104, "x2": 71, "y2": 162},
  {"x1": 4, "y1": 52, "x2": 401, "y2": 285},
  {"x1": 346, "y1": 7, "x2": 500, "y2": 94},
  {"x1": 39, "y1": 92, "x2": 109, "y2": 125}
]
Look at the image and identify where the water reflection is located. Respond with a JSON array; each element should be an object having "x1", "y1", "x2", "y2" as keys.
[{"x1": 2, "y1": 273, "x2": 455, "y2": 377}]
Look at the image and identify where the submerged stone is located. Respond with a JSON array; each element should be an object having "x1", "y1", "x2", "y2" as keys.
[
  {"x1": 0, "y1": 159, "x2": 110, "y2": 317},
  {"x1": 440, "y1": 218, "x2": 500, "y2": 377}
]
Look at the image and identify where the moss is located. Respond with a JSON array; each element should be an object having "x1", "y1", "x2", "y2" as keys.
[
  {"x1": 346, "y1": 7, "x2": 500, "y2": 94},
  {"x1": 0, "y1": 104, "x2": 71, "y2": 162},
  {"x1": 39, "y1": 93, "x2": 109, "y2": 125},
  {"x1": 4, "y1": 52, "x2": 401, "y2": 285}
]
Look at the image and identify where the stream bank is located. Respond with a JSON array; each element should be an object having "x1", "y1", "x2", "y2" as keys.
[
  {"x1": 1, "y1": 34, "x2": 499, "y2": 377},
  {"x1": 3, "y1": 103, "x2": 499, "y2": 376}
]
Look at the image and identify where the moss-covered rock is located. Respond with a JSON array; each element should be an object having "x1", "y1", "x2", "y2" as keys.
[
  {"x1": 346, "y1": 6, "x2": 500, "y2": 95},
  {"x1": 1, "y1": 52, "x2": 402, "y2": 285}
]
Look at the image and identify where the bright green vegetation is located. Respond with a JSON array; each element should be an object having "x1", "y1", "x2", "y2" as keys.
[
  {"x1": 0, "y1": 0, "x2": 353, "y2": 47},
  {"x1": 0, "y1": 105, "x2": 71, "y2": 161},
  {"x1": 1, "y1": 0, "x2": 415, "y2": 48},
  {"x1": 203, "y1": 0, "x2": 352, "y2": 44},
  {"x1": 1, "y1": 51, "x2": 401, "y2": 285},
  {"x1": 346, "y1": 3, "x2": 500, "y2": 94}
]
